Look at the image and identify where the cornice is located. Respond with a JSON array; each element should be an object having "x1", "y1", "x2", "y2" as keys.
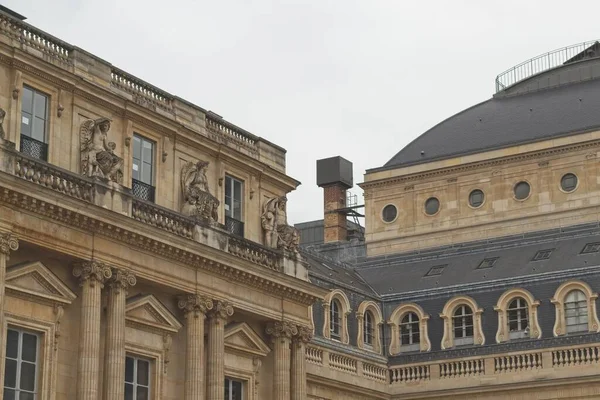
[
  {"x1": 360, "y1": 139, "x2": 600, "y2": 190},
  {"x1": 0, "y1": 185, "x2": 319, "y2": 306}
]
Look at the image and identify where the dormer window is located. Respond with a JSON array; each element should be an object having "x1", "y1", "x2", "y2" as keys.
[{"x1": 330, "y1": 299, "x2": 341, "y2": 340}]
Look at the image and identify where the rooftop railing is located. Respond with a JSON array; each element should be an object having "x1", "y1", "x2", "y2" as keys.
[{"x1": 495, "y1": 40, "x2": 600, "y2": 93}]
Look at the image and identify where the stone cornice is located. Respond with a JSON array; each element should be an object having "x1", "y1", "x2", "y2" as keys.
[
  {"x1": 360, "y1": 138, "x2": 600, "y2": 190},
  {"x1": 0, "y1": 185, "x2": 321, "y2": 306}
]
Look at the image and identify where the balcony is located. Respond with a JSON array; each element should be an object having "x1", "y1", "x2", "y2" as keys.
[
  {"x1": 225, "y1": 216, "x2": 244, "y2": 238},
  {"x1": 20, "y1": 135, "x2": 47, "y2": 161},
  {"x1": 132, "y1": 179, "x2": 155, "y2": 202}
]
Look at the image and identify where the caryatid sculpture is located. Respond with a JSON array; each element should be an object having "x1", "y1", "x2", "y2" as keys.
[
  {"x1": 261, "y1": 196, "x2": 300, "y2": 252},
  {"x1": 180, "y1": 160, "x2": 219, "y2": 224},
  {"x1": 80, "y1": 117, "x2": 124, "y2": 184}
]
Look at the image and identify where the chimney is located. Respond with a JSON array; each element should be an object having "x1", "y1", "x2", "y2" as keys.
[{"x1": 316, "y1": 156, "x2": 353, "y2": 243}]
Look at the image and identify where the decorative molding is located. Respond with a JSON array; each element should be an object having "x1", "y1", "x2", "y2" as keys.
[
  {"x1": 177, "y1": 293, "x2": 213, "y2": 318},
  {"x1": 72, "y1": 261, "x2": 112, "y2": 288},
  {"x1": 162, "y1": 334, "x2": 172, "y2": 374},
  {"x1": 322, "y1": 289, "x2": 351, "y2": 344},
  {"x1": 6, "y1": 261, "x2": 77, "y2": 306},
  {"x1": 12, "y1": 70, "x2": 22, "y2": 99},
  {"x1": 494, "y1": 288, "x2": 541, "y2": 343},
  {"x1": 0, "y1": 231, "x2": 18, "y2": 256},
  {"x1": 108, "y1": 268, "x2": 137, "y2": 293},
  {"x1": 53, "y1": 304, "x2": 64, "y2": 351},
  {"x1": 209, "y1": 299, "x2": 234, "y2": 321},
  {"x1": 265, "y1": 320, "x2": 298, "y2": 339},
  {"x1": 439, "y1": 295, "x2": 485, "y2": 350},
  {"x1": 388, "y1": 302, "x2": 431, "y2": 355},
  {"x1": 355, "y1": 300, "x2": 384, "y2": 354},
  {"x1": 126, "y1": 294, "x2": 183, "y2": 334},
  {"x1": 57, "y1": 89, "x2": 64, "y2": 117},
  {"x1": 551, "y1": 280, "x2": 600, "y2": 336},
  {"x1": 224, "y1": 322, "x2": 271, "y2": 357}
]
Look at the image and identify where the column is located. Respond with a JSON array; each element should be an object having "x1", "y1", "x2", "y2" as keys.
[
  {"x1": 206, "y1": 300, "x2": 234, "y2": 400},
  {"x1": 73, "y1": 261, "x2": 112, "y2": 400},
  {"x1": 266, "y1": 321, "x2": 297, "y2": 400},
  {"x1": 104, "y1": 268, "x2": 137, "y2": 400},
  {"x1": 177, "y1": 294, "x2": 214, "y2": 400},
  {"x1": 291, "y1": 326, "x2": 312, "y2": 400},
  {"x1": 0, "y1": 232, "x2": 18, "y2": 390}
]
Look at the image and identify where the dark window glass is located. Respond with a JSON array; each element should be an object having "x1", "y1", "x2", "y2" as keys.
[
  {"x1": 3, "y1": 328, "x2": 38, "y2": 400},
  {"x1": 452, "y1": 305, "x2": 474, "y2": 340},
  {"x1": 514, "y1": 181, "x2": 531, "y2": 200},
  {"x1": 132, "y1": 135, "x2": 154, "y2": 185},
  {"x1": 424, "y1": 197, "x2": 439, "y2": 215},
  {"x1": 507, "y1": 298, "x2": 529, "y2": 333},
  {"x1": 224, "y1": 378, "x2": 244, "y2": 400},
  {"x1": 364, "y1": 311, "x2": 374, "y2": 345},
  {"x1": 20, "y1": 86, "x2": 48, "y2": 143},
  {"x1": 225, "y1": 175, "x2": 243, "y2": 221},
  {"x1": 561, "y1": 173, "x2": 578, "y2": 192},
  {"x1": 382, "y1": 204, "x2": 397, "y2": 222},
  {"x1": 400, "y1": 312, "x2": 420, "y2": 346},
  {"x1": 469, "y1": 189, "x2": 484, "y2": 208},
  {"x1": 124, "y1": 356, "x2": 150, "y2": 400},
  {"x1": 330, "y1": 299, "x2": 341, "y2": 339},
  {"x1": 565, "y1": 290, "x2": 588, "y2": 334}
]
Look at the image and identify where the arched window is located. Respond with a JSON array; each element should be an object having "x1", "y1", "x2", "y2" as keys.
[
  {"x1": 565, "y1": 290, "x2": 588, "y2": 333},
  {"x1": 400, "y1": 312, "x2": 420, "y2": 352},
  {"x1": 452, "y1": 305, "x2": 474, "y2": 346},
  {"x1": 364, "y1": 311, "x2": 374, "y2": 346},
  {"x1": 330, "y1": 299, "x2": 342, "y2": 339},
  {"x1": 508, "y1": 297, "x2": 529, "y2": 339}
]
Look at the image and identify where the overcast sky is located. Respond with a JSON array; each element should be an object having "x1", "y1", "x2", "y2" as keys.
[{"x1": 7, "y1": 0, "x2": 600, "y2": 224}]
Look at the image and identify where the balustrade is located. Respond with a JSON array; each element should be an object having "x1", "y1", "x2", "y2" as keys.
[
  {"x1": 439, "y1": 359, "x2": 484, "y2": 378},
  {"x1": 305, "y1": 346, "x2": 323, "y2": 365},
  {"x1": 494, "y1": 352, "x2": 542, "y2": 373},
  {"x1": 328, "y1": 353, "x2": 357, "y2": 374},
  {"x1": 553, "y1": 345, "x2": 600, "y2": 366},
  {"x1": 131, "y1": 199, "x2": 195, "y2": 239},
  {"x1": 110, "y1": 67, "x2": 173, "y2": 112},
  {"x1": 389, "y1": 365, "x2": 430, "y2": 383},
  {"x1": 205, "y1": 115, "x2": 258, "y2": 153},
  {"x1": 362, "y1": 363, "x2": 387, "y2": 383}
]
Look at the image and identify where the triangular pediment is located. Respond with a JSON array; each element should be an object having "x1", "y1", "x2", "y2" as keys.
[
  {"x1": 224, "y1": 322, "x2": 271, "y2": 357},
  {"x1": 125, "y1": 294, "x2": 182, "y2": 333},
  {"x1": 6, "y1": 261, "x2": 76, "y2": 305}
]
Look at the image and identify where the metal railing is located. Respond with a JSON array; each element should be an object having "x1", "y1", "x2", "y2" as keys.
[
  {"x1": 225, "y1": 216, "x2": 244, "y2": 237},
  {"x1": 132, "y1": 179, "x2": 155, "y2": 203},
  {"x1": 20, "y1": 135, "x2": 48, "y2": 161},
  {"x1": 495, "y1": 40, "x2": 600, "y2": 93}
]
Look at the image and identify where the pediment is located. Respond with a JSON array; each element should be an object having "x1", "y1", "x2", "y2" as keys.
[
  {"x1": 125, "y1": 294, "x2": 182, "y2": 333},
  {"x1": 224, "y1": 322, "x2": 271, "y2": 357},
  {"x1": 6, "y1": 261, "x2": 76, "y2": 305}
]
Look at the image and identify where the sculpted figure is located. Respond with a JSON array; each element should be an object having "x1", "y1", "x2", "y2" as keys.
[
  {"x1": 180, "y1": 160, "x2": 220, "y2": 224},
  {"x1": 261, "y1": 196, "x2": 300, "y2": 252},
  {"x1": 80, "y1": 118, "x2": 123, "y2": 183},
  {"x1": 0, "y1": 107, "x2": 6, "y2": 139}
]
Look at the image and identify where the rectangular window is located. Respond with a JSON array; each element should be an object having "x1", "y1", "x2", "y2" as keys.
[
  {"x1": 132, "y1": 135, "x2": 155, "y2": 202},
  {"x1": 125, "y1": 355, "x2": 150, "y2": 400},
  {"x1": 20, "y1": 86, "x2": 49, "y2": 161},
  {"x1": 224, "y1": 175, "x2": 244, "y2": 237},
  {"x1": 224, "y1": 378, "x2": 243, "y2": 400},
  {"x1": 4, "y1": 328, "x2": 40, "y2": 400}
]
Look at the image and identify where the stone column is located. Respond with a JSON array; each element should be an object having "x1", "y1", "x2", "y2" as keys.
[
  {"x1": 104, "y1": 268, "x2": 136, "y2": 400},
  {"x1": 0, "y1": 232, "x2": 18, "y2": 390},
  {"x1": 206, "y1": 300, "x2": 234, "y2": 400},
  {"x1": 266, "y1": 321, "x2": 297, "y2": 400},
  {"x1": 291, "y1": 326, "x2": 312, "y2": 400},
  {"x1": 73, "y1": 261, "x2": 112, "y2": 400},
  {"x1": 177, "y1": 294, "x2": 214, "y2": 400}
]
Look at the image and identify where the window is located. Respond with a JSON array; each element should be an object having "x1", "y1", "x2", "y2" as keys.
[
  {"x1": 400, "y1": 312, "x2": 420, "y2": 352},
  {"x1": 560, "y1": 173, "x2": 578, "y2": 192},
  {"x1": 453, "y1": 305, "x2": 474, "y2": 345},
  {"x1": 425, "y1": 265, "x2": 445, "y2": 277},
  {"x1": 224, "y1": 378, "x2": 243, "y2": 400},
  {"x1": 132, "y1": 135, "x2": 155, "y2": 202},
  {"x1": 20, "y1": 86, "x2": 49, "y2": 161},
  {"x1": 514, "y1": 181, "x2": 531, "y2": 200},
  {"x1": 582, "y1": 243, "x2": 600, "y2": 254},
  {"x1": 125, "y1": 355, "x2": 150, "y2": 400},
  {"x1": 565, "y1": 290, "x2": 588, "y2": 334},
  {"x1": 224, "y1": 175, "x2": 244, "y2": 237},
  {"x1": 508, "y1": 298, "x2": 529, "y2": 339},
  {"x1": 363, "y1": 311, "x2": 374, "y2": 346},
  {"x1": 382, "y1": 204, "x2": 397, "y2": 222},
  {"x1": 4, "y1": 328, "x2": 39, "y2": 400},
  {"x1": 532, "y1": 249, "x2": 553, "y2": 261},
  {"x1": 469, "y1": 189, "x2": 485, "y2": 208},
  {"x1": 330, "y1": 299, "x2": 341, "y2": 339},
  {"x1": 424, "y1": 197, "x2": 440, "y2": 215},
  {"x1": 477, "y1": 257, "x2": 498, "y2": 269}
]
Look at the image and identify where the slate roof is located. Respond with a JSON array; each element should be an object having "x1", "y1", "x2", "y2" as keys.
[{"x1": 379, "y1": 76, "x2": 600, "y2": 170}]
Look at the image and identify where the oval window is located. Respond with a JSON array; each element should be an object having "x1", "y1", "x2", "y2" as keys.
[
  {"x1": 424, "y1": 197, "x2": 440, "y2": 215},
  {"x1": 382, "y1": 204, "x2": 397, "y2": 222},
  {"x1": 561, "y1": 173, "x2": 578, "y2": 192},
  {"x1": 469, "y1": 189, "x2": 484, "y2": 208},
  {"x1": 514, "y1": 181, "x2": 531, "y2": 200}
]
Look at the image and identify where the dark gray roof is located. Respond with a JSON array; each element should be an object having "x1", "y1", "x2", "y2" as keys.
[
  {"x1": 379, "y1": 77, "x2": 600, "y2": 170},
  {"x1": 355, "y1": 222, "x2": 600, "y2": 296}
]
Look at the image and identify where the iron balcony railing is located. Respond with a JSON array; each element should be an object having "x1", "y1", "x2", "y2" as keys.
[
  {"x1": 132, "y1": 179, "x2": 155, "y2": 203},
  {"x1": 495, "y1": 40, "x2": 600, "y2": 93},
  {"x1": 225, "y1": 216, "x2": 244, "y2": 238},
  {"x1": 20, "y1": 135, "x2": 48, "y2": 161}
]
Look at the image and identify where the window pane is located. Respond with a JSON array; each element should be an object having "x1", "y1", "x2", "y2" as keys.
[
  {"x1": 232, "y1": 380, "x2": 243, "y2": 400},
  {"x1": 141, "y1": 162, "x2": 152, "y2": 184},
  {"x1": 33, "y1": 93, "x2": 47, "y2": 119},
  {"x1": 32, "y1": 117, "x2": 46, "y2": 142},
  {"x1": 142, "y1": 141, "x2": 153, "y2": 164},
  {"x1": 22, "y1": 88, "x2": 33, "y2": 114},
  {"x1": 6, "y1": 330, "x2": 19, "y2": 359},
  {"x1": 4, "y1": 389, "x2": 15, "y2": 400},
  {"x1": 21, "y1": 334, "x2": 37, "y2": 362},
  {"x1": 4, "y1": 358, "x2": 17, "y2": 387},
  {"x1": 19, "y1": 392, "x2": 35, "y2": 400},
  {"x1": 466, "y1": 326, "x2": 474, "y2": 337},
  {"x1": 125, "y1": 357, "x2": 134, "y2": 383},
  {"x1": 233, "y1": 200, "x2": 242, "y2": 220},
  {"x1": 137, "y1": 360, "x2": 149, "y2": 386},
  {"x1": 21, "y1": 112, "x2": 32, "y2": 137},
  {"x1": 132, "y1": 160, "x2": 140, "y2": 181},
  {"x1": 125, "y1": 383, "x2": 134, "y2": 400},
  {"x1": 234, "y1": 180, "x2": 242, "y2": 202},
  {"x1": 136, "y1": 386, "x2": 149, "y2": 400},
  {"x1": 225, "y1": 177, "x2": 232, "y2": 198},
  {"x1": 133, "y1": 136, "x2": 142, "y2": 159},
  {"x1": 19, "y1": 362, "x2": 36, "y2": 391}
]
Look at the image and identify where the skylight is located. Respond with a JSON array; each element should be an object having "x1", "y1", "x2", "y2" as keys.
[
  {"x1": 532, "y1": 249, "x2": 553, "y2": 261},
  {"x1": 425, "y1": 265, "x2": 446, "y2": 277},
  {"x1": 477, "y1": 257, "x2": 499, "y2": 269}
]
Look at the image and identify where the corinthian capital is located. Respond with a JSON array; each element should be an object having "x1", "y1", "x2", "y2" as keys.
[
  {"x1": 177, "y1": 294, "x2": 214, "y2": 318},
  {"x1": 0, "y1": 232, "x2": 18, "y2": 257},
  {"x1": 108, "y1": 268, "x2": 137, "y2": 293},
  {"x1": 208, "y1": 300, "x2": 234, "y2": 321},
  {"x1": 265, "y1": 321, "x2": 298, "y2": 339},
  {"x1": 73, "y1": 261, "x2": 112, "y2": 287},
  {"x1": 295, "y1": 325, "x2": 314, "y2": 344}
]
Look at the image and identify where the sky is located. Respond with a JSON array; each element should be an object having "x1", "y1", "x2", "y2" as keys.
[{"x1": 7, "y1": 0, "x2": 600, "y2": 224}]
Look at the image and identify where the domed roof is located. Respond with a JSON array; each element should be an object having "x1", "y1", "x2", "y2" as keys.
[{"x1": 382, "y1": 77, "x2": 600, "y2": 169}]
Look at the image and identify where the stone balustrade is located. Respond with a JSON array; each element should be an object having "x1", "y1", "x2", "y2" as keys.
[
  {"x1": 205, "y1": 113, "x2": 259, "y2": 155},
  {"x1": 361, "y1": 362, "x2": 387, "y2": 383},
  {"x1": 111, "y1": 67, "x2": 173, "y2": 113},
  {"x1": 494, "y1": 352, "x2": 543, "y2": 373},
  {"x1": 328, "y1": 352, "x2": 357, "y2": 374},
  {"x1": 552, "y1": 344, "x2": 600, "y2": 366},
  {"x1": 132, "y1": 199, "x2": 195, "y2": 239},
  {"x1": 305, "y1": 346, "x2": 324, "y2": 365},
  {"x1": 439, "y1": 358, "x2": 485, "y2": 378},
  {"x1": 389, "y1": 365, "x2": 431, "y2": 383}
]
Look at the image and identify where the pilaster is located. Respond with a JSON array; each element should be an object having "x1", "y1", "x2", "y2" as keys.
[
  {"x1": 266, "y1": 321, "x2": 298, "y2": 400},
  {"x1": 206, "y1": 300, "x2": 234, "y2": 400},
  {"x1": 0, "y1": 232, "x2": 18, "y2": 391},
  {"x1": 73, "y1": 261, "x2": 112, "y2": 400},
  {"x1": 291, "y1": 325, "x2": 312, "y2": 400},
  {"x1": 104, "y1": 268, "x2": 136, "y2": 400},
  {"x1": 177, "y1": 294, "x2": 214, "y2": 400}
]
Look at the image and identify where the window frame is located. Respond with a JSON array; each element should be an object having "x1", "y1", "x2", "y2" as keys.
[
  {"x1": 224, "y1": 175, "x2": 244, "y2": 221},
  {"x1": 125, "y1": 354, "x2": 152, "y2": 400},
  {"x1": 452, "y1": 305, "x2": 474, "y2": 346},
  {"x1": 564, "y1": 289, "x2": 588, "y2": 334},
  {"x1": 440, "y1": 295, "x2": 485, "y2": 349},
  {"x1": 132, "y1": 134, "x2": 156, "y2": 186},
  {"x1": 388, "y1": 303, "x2": 431, "y2": 355},
  {"x1": 4, "y1": 327, "x2": 41, "y2": 400},
  {"x1": 330, "y1": 299, "x2": 342, "y2": 340},
  {"x1": 355, "y1": 301, "x2": 383, "y2": 353},
  {"x1": 19, "y1": 85, "x2": 50, "y2": 162},
  {"x1": 494, "y1": 288, "x2": 541, "y2": 343},
  {"x1": 322, "y1": 290, "x2": 351, "y2": 344},
  {"x1": 400, "y1": 312, "x2": 421, "y2": 352},
  {"x1": 224, "y1": 377, "x2": 244, "y2": 400},
  {"x1": 551, "y1": 280, "x2": 600, "y2": 336}
]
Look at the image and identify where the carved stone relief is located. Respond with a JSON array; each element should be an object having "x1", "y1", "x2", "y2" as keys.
[
  {"x1": 0, "y1": 107, "x2": 6, "y2": 139},
  {"x1": 80, "y1": 118, "x2": 124, "y2": 184},
  {"x1": 180, "y1": 160, "x2": 219, "y2": 224},
  {"x1": 261, "y1": 196, "x2": 300, "y2": 252}
]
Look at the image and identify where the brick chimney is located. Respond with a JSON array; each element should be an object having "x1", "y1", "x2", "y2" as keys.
[{"x1": 316, "y1": 156, "x2": 353, "y2": 243}]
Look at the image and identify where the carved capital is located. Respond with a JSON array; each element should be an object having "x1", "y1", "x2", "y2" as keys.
[
  {"x1": 108, "y1": 268, "x2": 137, "y2": 293},
  {"x1": 294, "y1": 325, "x2": 313, "y2": 344},
  {"x1": 177, "y1": 294, "x2": 213, "y2": 318},
  {"x1": 208, "y1": 300, "x2": 234, "y2": 321},
  {"x1": 72, "y1": 261, "x2": 112, "y2": 287},
  {"x1": 0, "y1": 232, "x2": 18, "y2": 257},
  {"x1": 265, "y1": 321, "x2": 298, "y2": 339}
]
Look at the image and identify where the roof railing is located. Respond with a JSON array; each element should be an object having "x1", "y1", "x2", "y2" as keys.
[{"x1": 495, "y1": 40, "x2": 600, "y2": 93}]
